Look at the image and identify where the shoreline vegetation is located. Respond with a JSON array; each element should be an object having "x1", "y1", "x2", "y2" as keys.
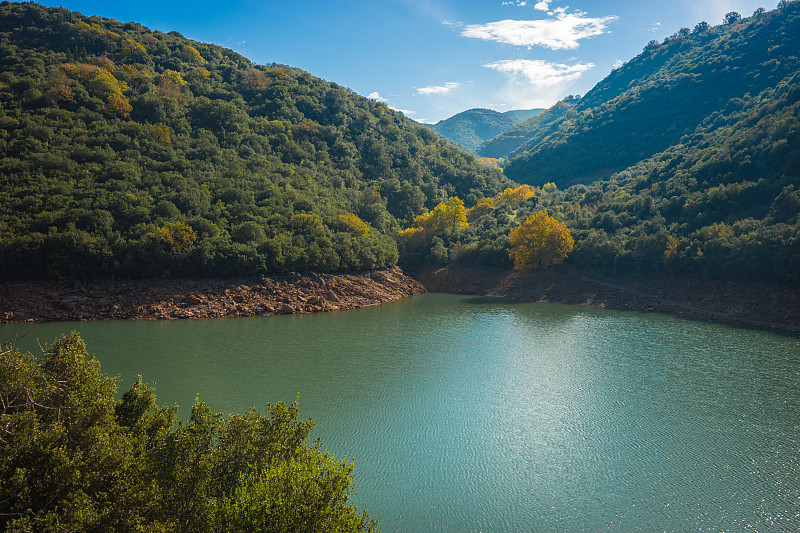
[{"x1": 3, "y1": 266, "x2": 799, "y2": 334}]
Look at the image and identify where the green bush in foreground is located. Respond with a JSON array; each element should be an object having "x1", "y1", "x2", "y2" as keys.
[{"x1": 0, "y1": 332, "x2": 377, "y2": 532}]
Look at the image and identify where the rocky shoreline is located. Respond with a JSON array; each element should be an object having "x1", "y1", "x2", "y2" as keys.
[
  {"x1": 0, "y1": 267, "x2": 425, "y2": 323},
  {"x1": 416, "y1": 266, "x2": 800, "y2": 334},
  {"x1": 3, "y1": 265, "x2": 799, "y2": 334}
]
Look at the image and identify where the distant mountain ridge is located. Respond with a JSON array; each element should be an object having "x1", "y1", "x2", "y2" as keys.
[
  {"x1": 427, "y1": 107, "x2": 543, "y2": 151},
  {"x1": 477, "y1": 98, "x2": 577, "y2": 159},
  {"x1": 502, "y1": 4, "x2": 800, "y2": 188}
]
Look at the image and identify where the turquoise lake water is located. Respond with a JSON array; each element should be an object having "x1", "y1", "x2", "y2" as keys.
[{"x1": 3, "y1": 293, "x2": 799, "y2": 532}]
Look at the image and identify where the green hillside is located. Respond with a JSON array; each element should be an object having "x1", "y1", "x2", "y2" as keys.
[
  {"x1": 504, "y1": 5, "x2": 800, "y2": 188},
  {"x1": 402, "y1": 4, "x2": 800, "y2": 283},
  {"x1": 477, "y1": 98, "x2": 576, "y2": 159},
  {"x1": 428, "y1": 107, "x2": 542, "y2": 152},
  {"x1": 0, "y1": 2, "x2": 510, "y2": 280},
  {"x1": 1, "y1": 2, "x2": 797, "y2": 285}
]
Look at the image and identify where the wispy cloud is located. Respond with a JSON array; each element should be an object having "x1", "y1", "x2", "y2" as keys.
[
  {"x1": 485, "y1": 59, "x2": 593, "y2": 87},
  {"x1": 368, "y1": 91, "x2": 388, "y2": 102},
  {"x1": 646, "y1": 22, "x2": 662, "y2": 32},
  {"x1": 484, "y1": 59, "x2": 593, "y2": 108},
  {"x1": 462, "y1": 10, "x2": 617, "y2": 50},
  {"x1": 390, "y1": 106, "x2": 416, "y2": 115},
  {"x1": 416, "y1": 82, "x2": 460, "y2": 95}
]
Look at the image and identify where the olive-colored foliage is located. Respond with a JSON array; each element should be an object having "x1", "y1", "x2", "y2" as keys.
[
  {"x1": 508, "y1": 210, "x2": 574, "y2": 269},
  {"x1": 0, "y1": 2, "x2": 509, "y2": 281},
  {"x1": 0, "y1": 332, "x2": 377, "y2": 532}
]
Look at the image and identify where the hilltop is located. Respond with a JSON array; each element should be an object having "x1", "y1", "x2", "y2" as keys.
[
  {"x1": 477, "y1": 98, "x2": 577, "y2": 159},
  {"x1": 427, "y1": 107, "x2": 542, "y2": 152},
  {"x1": 0, "y1": 2, "x2": 797, "y2": 289}
]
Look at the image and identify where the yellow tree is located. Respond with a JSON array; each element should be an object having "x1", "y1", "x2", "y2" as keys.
[
  {"x1": 179, "y1": 45, "x2": 206, "y2": 64},
  {"x1": 495, "y1": 184, "x2": 537, "y2": 207},
  {"x1": 508, "y1": 210, "x2": 574, "y2": 269},
  {"x1": 397, "y1": 197, "x2": 468, "y2": 253}
]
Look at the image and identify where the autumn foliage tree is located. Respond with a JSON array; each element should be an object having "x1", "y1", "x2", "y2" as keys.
[
  {"x1": 508, "y1": 210, "x2": 574, "y2": 269},
  {"x1": 397, "y1": 197, "x2": 467, "y2": 242},
  {"x1": 396, "y1": 197, "x2": 468, "y2": 263}
]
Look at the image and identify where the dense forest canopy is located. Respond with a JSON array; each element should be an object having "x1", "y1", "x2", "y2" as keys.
[
  {"x1": 0, "y1": 1, "x2": 797, "y2": 284},
  {"x1": 0, "y1": 1, "x2": 510, "y2": 280}
]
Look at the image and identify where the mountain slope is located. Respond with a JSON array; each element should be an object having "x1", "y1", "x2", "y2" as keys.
[
  {"x1": 504, "y1": 5, "x2": 800, "y2": 188},
  {"x1": 0, "y1": 2, "x2": 511, "y2": 280},
  {"x1": 403, "y1": 5, "x2": 800, "y2": 283},
  {"x1": 477, "y1": 98, "x2": 576, "y2": 159},
  {"x1": 428, "y1": 107, "x2": 542, "y2": 151}
]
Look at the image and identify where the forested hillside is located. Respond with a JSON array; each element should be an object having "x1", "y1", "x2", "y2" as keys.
[
  {"x1": 1, "y1": 2, "x2": 797, "y2": 285},
  {"x1": 0, "y1": 2, "x2": 510, "y2": 280},
  {"x1": 428, "y1": 107, "x2": 542, "y2": 152},
  {"x1": 477, "y1": 98, "x2": 576, "y2": 159},
  {"x1": 396, "y1": 4, "x2": 800, "y2": 283},
  {"x1": 503, "y1": 4, "x2": 800, "y2": 188}
]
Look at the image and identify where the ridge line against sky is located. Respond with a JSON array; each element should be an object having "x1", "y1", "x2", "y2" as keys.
[{"x1": 39, "y1": 0, "x2": 771, "y2": 123}]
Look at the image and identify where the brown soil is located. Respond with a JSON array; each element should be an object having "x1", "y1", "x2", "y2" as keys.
[
  {"x1": 0, "y1": 267, "x2": 425, "y2": 323},
  {"x1": 416, "y1": 265, "x2": 800, "y2": 334},
  {"x1": 3, "y1": 264, "x2": 798, "y2": 334}
]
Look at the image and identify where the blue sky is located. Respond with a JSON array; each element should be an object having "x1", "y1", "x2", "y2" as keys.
[{"x1": 41, "y1": 0, "x2": 769, "y2": 123}]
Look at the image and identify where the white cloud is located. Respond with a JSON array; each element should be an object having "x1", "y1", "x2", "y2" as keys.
[
  {"x1": 485, "y1": 59, "x2": 593, "y2": 87},
  {"x1": 534, "y1": 1, "x2": 550, "y2": 11},
  {"x1": 368, "y1": 91, "x2": 388, "y2": 102},
  {"x1": 416, "y1": 82, "x2": 460, "y2": 95},
  {"x1": 390, "y1": 106, "x2": 416, "y2": 115},
  {"x1": 647, "y1": 22, "x2": 662, "y2": 32},
  {"x1": 484, "y1": 59, "x2": 593, "y2": 108},
  {"x1": 462, "y1": 11, "x2": 617, "y2": 50},
  {"x1": 612, "y1": 59, "x2": 624, "y2": 69}
]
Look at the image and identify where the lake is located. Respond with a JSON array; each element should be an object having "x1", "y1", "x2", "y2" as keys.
[{"x1": 3, "y1": 293, "x2": 799, "y2": 532}]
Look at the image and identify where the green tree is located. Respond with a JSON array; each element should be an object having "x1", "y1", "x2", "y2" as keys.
[
  {"x1": 0, "y1": 332, "x2": 378, "y2": 532},
  {"x1": 724, "y1": 11, "x2": 742, "y2": 24}
]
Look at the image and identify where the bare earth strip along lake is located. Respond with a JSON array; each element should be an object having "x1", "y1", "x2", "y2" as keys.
[{"x1": 4, "y1": 293, "x2": 800, "y2": 532}]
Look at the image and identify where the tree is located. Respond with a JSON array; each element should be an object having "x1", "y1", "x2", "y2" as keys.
[
  {"x1": 0, "y1": 332, "x2": 378, "y2": 532},
  {"x1": 508, "y1": 210, "x2": 574, "y2": 270},
  {"x1": 724, "y1": 11, "x2": 742, "y2": 24}
]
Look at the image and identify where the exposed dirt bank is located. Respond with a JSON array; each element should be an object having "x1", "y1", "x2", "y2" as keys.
[
  {"x1": 416, "y1": 266, "x2": 800, "y2": 334},
  {"x1": 1, "y1": 267, "x2": 425, "y2": 323}
]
